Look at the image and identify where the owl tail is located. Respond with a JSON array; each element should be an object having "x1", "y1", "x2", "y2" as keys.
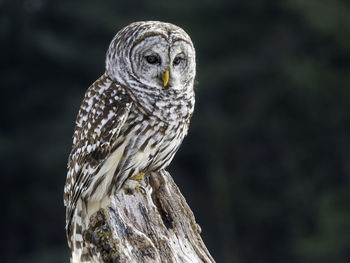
[
  {"x1": 67, "y1": 199, "x2": 84, "y2": 262},
  {"x1": 68, "y1": 199, "x2": 103, "y2": 263}
]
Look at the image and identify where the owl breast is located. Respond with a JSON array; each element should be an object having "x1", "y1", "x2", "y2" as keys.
[{"x1": 117, "y1": 106, "x2": 189, "y2": 174}]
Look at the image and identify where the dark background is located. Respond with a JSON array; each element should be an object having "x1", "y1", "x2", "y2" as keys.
[{"x1": 2, "y1": 0, "x2": 350, "y2": 262}]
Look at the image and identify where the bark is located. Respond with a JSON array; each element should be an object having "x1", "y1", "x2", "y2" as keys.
[{"x1": 84, "y1": 170, "x2": 215, "y2": 263}]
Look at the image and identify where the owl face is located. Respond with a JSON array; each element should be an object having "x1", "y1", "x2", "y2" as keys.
[
  {"x1": 106, "y1": 21, "x2": 196, "y2": 94},
  {"x1": 130, "y1": 35, "x2": 195, "y2": 91}
]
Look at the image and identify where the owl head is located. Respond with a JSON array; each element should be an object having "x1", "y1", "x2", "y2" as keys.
[{"x1": 105, "y1": 21, "x2": 196, "y2": 94}]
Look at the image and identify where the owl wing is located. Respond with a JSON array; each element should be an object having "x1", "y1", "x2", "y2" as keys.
[{"x1": 64, "y1": 73, "x2": 132, "y2": 230}]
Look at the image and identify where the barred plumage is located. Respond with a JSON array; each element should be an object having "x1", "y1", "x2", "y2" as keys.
[{"x1": 64, "y1": 21, "x2": 196, "y2": 262}]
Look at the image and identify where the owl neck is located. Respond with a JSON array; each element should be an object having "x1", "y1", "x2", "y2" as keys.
[{"x1": 124, "y1": 83, "x2": 195, "y2": 124}]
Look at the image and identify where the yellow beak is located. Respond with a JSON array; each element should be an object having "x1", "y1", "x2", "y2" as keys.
[{"x1": 161, "y1": 69, "x2": 170, "y2": 87}]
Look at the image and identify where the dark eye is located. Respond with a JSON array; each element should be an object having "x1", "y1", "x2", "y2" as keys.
[
  {"x1": 173, "y1": 56, "x2": 183, "y2": 66},
  {"x1": 146, "y1": 55, "x2": 160, "y2": 64}
]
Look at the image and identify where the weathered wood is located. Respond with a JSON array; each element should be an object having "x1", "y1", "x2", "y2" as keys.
[{"x1": 84, "y1": 170, "x2": 215, "y2": 263}]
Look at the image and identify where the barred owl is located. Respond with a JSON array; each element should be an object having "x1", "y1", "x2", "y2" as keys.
[{"x1": 63, "y1": 21, "x2": 196, "y2": 262}]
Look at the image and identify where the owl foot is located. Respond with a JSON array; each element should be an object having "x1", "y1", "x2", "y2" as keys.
[
  {"x1": 124, "y1": 172, "x2": 149, "y2": 194},
  {"x1": 130, "y1": 172, "x2": 145, "y2": 181},
  {"x1": 131, "y1": 172, "x2": 149, "y2": 187}
]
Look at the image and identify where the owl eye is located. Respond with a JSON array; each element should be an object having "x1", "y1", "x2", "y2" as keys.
[
  {"x1": 146, "y1": 55, "x2": 160, "y2": 65},
  {"x1": 173, "y1": 56, "x2": 183, "y2": 66}
]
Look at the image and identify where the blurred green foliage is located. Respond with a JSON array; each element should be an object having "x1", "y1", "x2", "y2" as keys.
[{"x1": 1, "y1": 0, "x2": 350, "y2": 262}]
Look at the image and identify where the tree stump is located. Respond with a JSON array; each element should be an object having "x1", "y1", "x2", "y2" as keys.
[{"x1": 83, "y1": 170, "x2": 215, "y2": 263}]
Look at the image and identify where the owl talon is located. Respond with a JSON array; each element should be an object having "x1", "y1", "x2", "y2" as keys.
[
  {"x1": 129, "y1": 172, "x2": 149, "y2": 194},
  {"x1": 144, "y1": 174, "x2": 150, "y2": 187},
  {"x1": 137, "y1": 184, "x2": 146, "y2": 194}
]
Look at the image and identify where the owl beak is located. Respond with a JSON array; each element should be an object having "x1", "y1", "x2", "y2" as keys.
[{"x1": 161, "y1": 68, "x2": 170, "y2": 87}]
